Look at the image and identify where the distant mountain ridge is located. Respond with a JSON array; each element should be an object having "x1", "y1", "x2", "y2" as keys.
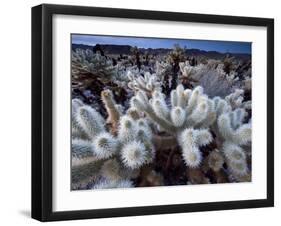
[{"x1": 72, "y1": 43, "x2": 251, "y2": 60}]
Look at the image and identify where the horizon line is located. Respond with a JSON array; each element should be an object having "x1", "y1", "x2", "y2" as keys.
[
  {"x1": 71, "y1": 34, "x2": 251, "y2": 54},
  {"x1": 72, "y1": 42, "x2": 251, "y2": 55}
]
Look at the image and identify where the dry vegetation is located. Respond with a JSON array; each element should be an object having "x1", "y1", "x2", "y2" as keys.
[{"x1": 71, "y1": 44, "x2": 252, "y2": 190}]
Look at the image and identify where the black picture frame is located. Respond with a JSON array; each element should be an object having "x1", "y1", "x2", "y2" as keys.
[{"x1": 32, "y1": 3, "x2": 274, "y2": 222}]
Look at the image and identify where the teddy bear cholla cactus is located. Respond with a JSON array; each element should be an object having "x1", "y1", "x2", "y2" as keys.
[
  {"x1": 177, "y1": 62, "x2": 200, "y2": 89},
  {"x1": 131, "y1": 84, "x2": 251, "y2": 182},
  {"x1": 215, "y1": 105, "x2": 251, "y2": 180},
  {"x1": 179, "y1": 61, "x2": 197, "y2": 80},
  {"x1": 71, "y1": 91, "x2": 155, "y2": 189},
  {"x1": 177, "y1": 61, "x2": 240, "y2": 97},
  {"x1": 155, "y1": 61, "x2": 173, "y2": 79},
  {"x1": 211, "y1": 94, "x2": 252, "y2": 181},
  {"x1": 127, "y1": 70, "x2": 162, "y2": 94},
  {"x1": 131, "y1": 84, "x2": 215, "y2": 168},
  {"x1": 225, "y1": 88, "x2": 251, "y2": 110},
  {"x1": 72, "y1": 48, "x2": 117, "y2": 80}
]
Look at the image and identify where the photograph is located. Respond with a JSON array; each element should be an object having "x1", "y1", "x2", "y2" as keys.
[{"x1": 71, "y1": 34, "x2": 252, "y2": 191}]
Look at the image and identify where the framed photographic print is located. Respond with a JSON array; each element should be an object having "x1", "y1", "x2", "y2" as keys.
[{"x1": 32, "y1": 4, "x2": 274, "y2": 221}]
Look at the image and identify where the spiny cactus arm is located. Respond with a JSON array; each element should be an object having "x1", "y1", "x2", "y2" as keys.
[
  {"x1": 72, "y1": 121, "x2": 91, "y2": 140},
  {"x1": 131, "y1": 96, "x2": 177, "y2": 133},
  {"x1": 196, "y1": 99, "x2": 217, "y2": 128},
  {"x1": 118, "y1": 115, "x2": 138, "y2": 143},
  {"x1": 225, "y1": 89, "x2": 251, "y2": 110},
  {"x1": 171, "y1": 107, "x2": 186, "y2": 127},
  {"x1": 120, "y1": 141, "x2": 147, "y2": 169},
  {"x1": 72, "y1": 99, "x2": 90, "y2": 139},
  {"x1": 142, "y1": 140, "x2": 156, "y2": 165},
  {"x1": 151, "y1": 97, "x2": 170, "y2": 120},
  {"x1": 178, "y1": 128, "x2": 213, "y2": 168},
  {"x1": 193, "y1": 129, "x2": 213, "y2": 146},
  {"x1": 128, "y1": 75, "x2": 150, "y2": 93},
  {"x1": 101, "y1": 90, "x2": 121, "y2": 131},
  {"x1": 72, "y1": 134, "x2": 119, "y2": 161},
  {"x1": 218, "y1": 111, "x2": 251, "y2": 145},
  {"x1": 217, "y1": 113, "x2": 236, "y2": 141},
  {"x1": 72, "y1": 98, "x2": 84, "y2": 115},
  {"x1": 222, "y1": 142, "x2": 249, "y2": 180},
  {"x1": 185, "y1": 101, "x2": 209, "y2": 127},
  {"x1": 127, "y1": 71, "x2": 162, "y2": 94},
  {"x1": 222, "y1": 142, "x2": 246, "y2": 164},
  {"x1": 225, "y1": 88, "x2": 243, "y2": 101},
  {"x1": 76, "y1": 105, "x2": 105, "y2": 138},
  {"x1": 136, "y1": 75, "x2": 147, "y2": 88},
  {"x1": 185, "y1": 86, "x2": 203, "y2": 115},
  {"x1": 92, "y1": 132, "x2": 119, "y2": 159},
  {"x1": 179, "y1": 62, "x2": 199, "y2": 83},
  {"x1": 71, "y1": 158, "x2": 105, "y2": 189},
  {"x1": 230, "y1": 108, "x2": 248, "y2": 128},
  {"x1": 136, "y1": 118, "x2": 152, "y2": 139},
  {"x1": 72, "y1": 139, "x2": 93, "y2": 159},
  {"x1": 170, "y1": 90, "x2": 178, "y2": 109},
  {"x1": 171, "y1": 84, "x2": 189, "y2": 109},
  {"x1": 213, "y1": 96, "x2": 232, "y2": 116},
  {"x1": 233, "y1": 123, "x2": 251, "y2": 145}
]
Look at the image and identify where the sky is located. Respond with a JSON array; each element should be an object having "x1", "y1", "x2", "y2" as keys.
[{"x1": 72, "y1": 34, "x2": 251, "y2": 54}]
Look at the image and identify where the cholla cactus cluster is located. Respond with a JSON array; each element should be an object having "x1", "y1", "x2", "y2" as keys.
[
  {"x1": 130, "y1": 84, "x2": 251, "y2": 181},
  {"x1": 127, "y1": 71, "x2": 162, "y2": 94},
  {"x1": 131, "y1": 85, "x2": 216, "y2": 133},
  {"x1": 72, "y1": 90, "x2": 155, "y2": 189},
  {"x1": 179, "y1": 61, "x2": 197, "y2": 80},
  {"x1": 178, "y1": 61, "x2": 239, "y2": 97},
  {"x1": 225, "y1": 88, "x2": 251, "y2": 110},
  {"x1": 72, "y1": 43, "x2": 252, "y2": 189},
  {"x1": 211, "y1": 95, "x2": 251, "y2": 180},
  {"x1": 72, "y1": 49, "x2": 117, "y2": 80},
  {"x1": 156, "y1": 61, "x2": 173, "y2": 79}
]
